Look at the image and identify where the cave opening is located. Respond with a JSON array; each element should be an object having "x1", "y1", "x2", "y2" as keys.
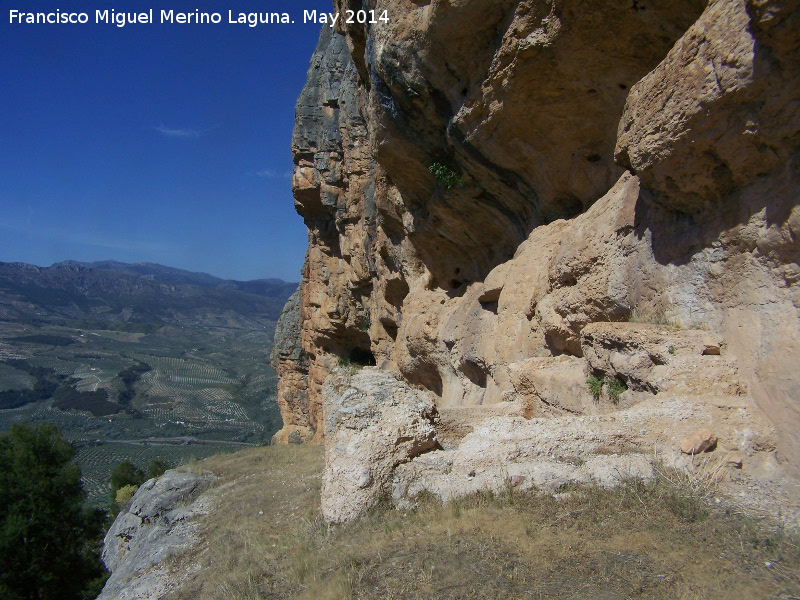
[
  {"x1": 461, "y1": 360, "x2": 487, "y2": 389},
  {"x1": 348, "y1": 346, "x2": 376, "y2": 366}
]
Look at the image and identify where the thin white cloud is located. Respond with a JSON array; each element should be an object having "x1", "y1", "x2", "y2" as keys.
[
  {"x1": 255, "y1": 168, "x2": 292, "y2": 179},
  {"x1": 154, "y1": 124, "x2": 217, "y2": 138},
  {"x1": 0, "y1": 221, "x2": 170, "y2": 254}
]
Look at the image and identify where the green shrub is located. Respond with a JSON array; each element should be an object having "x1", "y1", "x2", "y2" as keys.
[
  {"x1": 110, "y1": 460, "x2": 145, "y2": 492},
  {"x1": 147, "y1": 458, "x2": 171, "y2": 479},
  {"x1": 587, "y1": 375, "x2": 628, "y2": 404},
  {"x1": 115, "y1": 484, "x2": 138, "y2": 507},
  {"x1": 605, "y1": 376, "x2": 628, "y2": 405},
  {"x1": 0, "y1": 423, "x2": 108, "y2": 599},
  {"x1": 429, "y1": 162, "x2": 463, "y2": 190},
  {"x1": 586, "y1": 376, "x2": 603, "y2": 401}
]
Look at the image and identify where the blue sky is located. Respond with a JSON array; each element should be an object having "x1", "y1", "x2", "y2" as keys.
[{"x1": 0, "y1": 1, "x2": 335, "y2": 282}]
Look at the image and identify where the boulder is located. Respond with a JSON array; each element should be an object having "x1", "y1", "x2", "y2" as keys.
[
  {"x1": 680, "y1": 429, "x2": 718, "y2": 455},
  {"x1": 321, "y1": 368, "x2": 439, "y2": 523},
  {"x1": 98, "y1": 470, "x2": 217, "y2": 600}
]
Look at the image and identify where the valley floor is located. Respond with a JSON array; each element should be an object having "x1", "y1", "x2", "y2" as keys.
[{"x1": 151, "y1": 445, "x2": 799, "y2": 600}]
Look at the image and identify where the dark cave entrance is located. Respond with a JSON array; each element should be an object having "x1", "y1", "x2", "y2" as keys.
[{"x1": 348, "y1": 346, "x2": 376, "y2": 366}]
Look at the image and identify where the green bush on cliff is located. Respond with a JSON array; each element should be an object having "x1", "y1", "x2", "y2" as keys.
[
  {"x1": 114, "y1": 484, "x2": 138, "y2": 510},
  {"x1": 147, "y1": 458, "x2": 171, "y2": 479},
  {"x1": 109, "y1": 460, "x2": 146, "y2": 516},
  {"x1": 429, "y1": 162, "x2": 463, "y2": 190}
]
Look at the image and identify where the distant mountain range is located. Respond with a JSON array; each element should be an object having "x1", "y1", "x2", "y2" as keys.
[
  {"x1": 0, "y1": 261, "x2": 298, "y2": 329},
  {"x1": 53, "y1": 260, "x2": 298, "y2": 299}
]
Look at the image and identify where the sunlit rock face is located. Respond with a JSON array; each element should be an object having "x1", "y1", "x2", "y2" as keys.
[
  {"x1": 271, "y1": 285, "x2": 312, "y2": 444},
  {"x1": 274, "y1": 0, "x2": 800, "y2": 489}
]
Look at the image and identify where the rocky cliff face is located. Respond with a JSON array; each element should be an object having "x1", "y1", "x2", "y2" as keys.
[
  {"x1": 270, "y1": 285, "x2": 311, "y2": 444},
  {"x1": 274, "y1": 0, "x2": 800, "y2": 517}
]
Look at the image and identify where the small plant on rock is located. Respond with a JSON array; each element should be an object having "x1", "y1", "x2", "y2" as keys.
[
  {"x1": 586, "y1": 375, "x2": 603, "y2": 401},
  {"x1": 115, "y1": 484, "x2": 138, "y2": 510},
  {"x1": 605, "y1": 376, "x2": 628, "y2": 405},
  {"x1": 429, "y1": 162, "x2": 463, "y2": 190},
  {"x1": 587, "y1": 374, "x2": 628, "y2": 404}
]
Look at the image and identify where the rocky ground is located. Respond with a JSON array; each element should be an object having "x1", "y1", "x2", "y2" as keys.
[
  {"x1": 98, "y1": 444, "x2": 800, "y2": 600},
  {"x1": 320, "y1": 366, "x2": 799, "y2": 530}
]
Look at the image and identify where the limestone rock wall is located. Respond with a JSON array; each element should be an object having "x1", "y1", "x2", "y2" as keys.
[
  {"x1": 270, "y1": 284, "x2": 311, "y2": 444},
  {"x1": 274, "y1": 0, "x2": 800, "y2": 484}
]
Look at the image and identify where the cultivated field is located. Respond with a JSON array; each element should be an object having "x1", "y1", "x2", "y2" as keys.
[
  {"x1": 77, "y1": 440, "x2": 247, "y2": 509},
  {"x1": 0, "y1": 318, "x2": 282, "y2": 508}
]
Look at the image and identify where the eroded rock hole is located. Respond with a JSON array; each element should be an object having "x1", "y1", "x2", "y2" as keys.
[
  {"x1": 555, "y1": 195, "x2": 584, "y2": 219},
  {"x1": 348, "y1": 347, "x2": 376, "y2": 366},
  {"x1": 480, "y1": 300, "x2": 498, "y2": 314},
  {"x1": 385, "y1": 278, "x2": 410, "y2": 309},
  {"x1": 406, "y1": 362, "x2": 443, "y2": 396},
  {"x1": 461, "y1": 360, "x2": 487, "y2": 389},
  {"x1": 380, "y1": 319, "x2": 398, "y2": 341}
]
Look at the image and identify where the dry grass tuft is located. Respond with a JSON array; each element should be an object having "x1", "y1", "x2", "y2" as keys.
[
  {"x1": 165, "y1": 446, "x2": 800, "y2": 600},
  {"x1": 629, "y1": 303, "x2": 680, "y2": 327}
]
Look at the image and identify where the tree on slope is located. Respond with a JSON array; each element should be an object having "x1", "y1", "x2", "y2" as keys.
[
  {"x1": 0, "y1": 423, "x2": 107, "y2": 599},
  {"x1": 109, "y1": 460, "x2": 146, "y2": 516}
]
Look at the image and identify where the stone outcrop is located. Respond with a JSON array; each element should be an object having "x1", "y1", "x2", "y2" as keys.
[
  {"x1": 615, "y1": 0, "x2": 800, "y2": 212},
  {"x1": 321, "y1": 368, "x2": 439, "y2": 522},
  {"x1": 283, "y1": 25, "x2": 375, "y2": 444},
  {"x1": 681, "y1": 429, "x2": 719, "y2": 455},
  {"x1": 320, "y1": 359, "x2": 777, "y2": 519},
  {"x1": 98, "y1": 470, "x2": 217, "y2": 600},
  {"x1": 580, "y1": 322, "x2": 739, "y2": 396},
  {"x1": 275, "y1": 0, "x2": 800, "y2": 518},
  {"x1": 271, "y1": 285, "x2": 312, "y2": 444}
]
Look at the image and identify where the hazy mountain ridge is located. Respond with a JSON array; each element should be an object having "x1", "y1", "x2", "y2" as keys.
[
  {"x1": 54, "y1": 260, "x2": 298, "y2": 300},
  {"x1": 0, "y1": 261, "x2": 297, "y2": 329}
]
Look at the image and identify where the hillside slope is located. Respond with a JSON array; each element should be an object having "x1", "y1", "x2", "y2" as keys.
[
  {"x1": 99, "y1": 445, "x2": 800, "y2": 599},
  {"x1": 0, "y1": 262, "x2": 298, "y2": 501}
]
